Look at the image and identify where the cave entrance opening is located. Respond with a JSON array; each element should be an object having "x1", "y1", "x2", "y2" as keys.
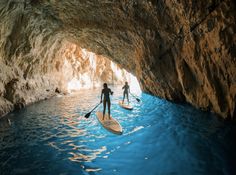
[{"x1": 56, "y1": 42, "x2": 140, "y2": 94}]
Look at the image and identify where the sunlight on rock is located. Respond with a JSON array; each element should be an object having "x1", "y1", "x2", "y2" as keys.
[
  {"x1": 63, "y1": 44, "x2": 140, "y2": 93},
  {"x1": 67, "y1": 77, "x2": 90, "y2": 92},
  {"x1": 129, "y1": 74, "x2": 141, "y2": 94}
]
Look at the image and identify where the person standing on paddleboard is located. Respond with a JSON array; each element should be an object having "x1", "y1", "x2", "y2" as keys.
[
  {"x1": 122, "y1": 82, "x2": 130, "y2": 104},
  {"x1": 100, "y1": 83, "x2": 113, "y2": 120}
]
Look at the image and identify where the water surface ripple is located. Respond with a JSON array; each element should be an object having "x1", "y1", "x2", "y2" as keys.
[{"x1": 0, "y1": 87, "x2": 236, "y2": 175}]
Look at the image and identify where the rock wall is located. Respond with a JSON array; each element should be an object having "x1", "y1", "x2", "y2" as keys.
[
  {"x1": 136, "y1": 0, "x2": 236, "y2": 119},
  {"x1": 0, "y1": 0, "x2": 235, "y2": 119}
]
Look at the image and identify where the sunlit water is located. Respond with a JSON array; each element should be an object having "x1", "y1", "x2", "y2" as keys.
[{"x1": 0, "y1": 87, "x2": 236, "y2": 175}]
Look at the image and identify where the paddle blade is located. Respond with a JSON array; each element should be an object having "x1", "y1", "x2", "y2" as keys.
[
  {"x1": 84, "y1": 112, "x2": 91, "y2": 118},
  {"x1": 136, "y1": 98, "x2": 140, "y2": 102}
]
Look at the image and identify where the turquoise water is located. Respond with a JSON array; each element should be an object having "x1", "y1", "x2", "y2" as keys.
[{"x1": 0, "y1": 87, "x2": 236, "y2": 175}]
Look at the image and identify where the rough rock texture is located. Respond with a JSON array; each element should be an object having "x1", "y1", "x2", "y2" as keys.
[
  {"x1": 0, "y1": 0, "x2": 236, "y2": 119},
  {"x1": 59, "y1": 42, "x2": 131, "y2": 92}
]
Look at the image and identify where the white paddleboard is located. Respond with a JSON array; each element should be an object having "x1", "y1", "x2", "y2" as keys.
[
  {"x1": 96, "y1": 111, "x2": 123, "y2": 135},
  {"x1": 119, "y1": 101, "x2": 133, "y2": 110}
]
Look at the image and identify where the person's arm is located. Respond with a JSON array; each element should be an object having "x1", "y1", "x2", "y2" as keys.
[
  {"x1": 110, "y1": 89, "x2": 113, "y2": 95},
  {"x1": 100, "y1": 90, "x2": 103, "y2": 103},
  {"x1": 122, "y1": 85, "x2": 124, "y2": 89}
]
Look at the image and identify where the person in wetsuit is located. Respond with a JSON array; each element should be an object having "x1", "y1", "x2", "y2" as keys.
[
  {"x1": 122, "y1": 82, "x2": 130, "y2": 104},
  {"x1": 100, "y1": 83, "x2": 113, "y2": 120}
]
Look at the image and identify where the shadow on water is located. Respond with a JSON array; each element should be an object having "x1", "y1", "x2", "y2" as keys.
[{"x1": 0, "y1": 86, "x2": 236, "y2": 175}]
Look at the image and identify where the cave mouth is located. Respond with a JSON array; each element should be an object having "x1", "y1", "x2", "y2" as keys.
[{"x1": 50, "y1": 41, "x2": 141, "y2": 94}]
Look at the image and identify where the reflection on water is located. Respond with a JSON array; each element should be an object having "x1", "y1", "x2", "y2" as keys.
[{"x1": 0, "y1": 86, "x2": 236, "y2": 175}]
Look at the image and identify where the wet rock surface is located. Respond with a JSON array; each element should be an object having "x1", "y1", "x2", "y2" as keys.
[{"x1": 0, "y1": 0, "x2": 235, "y2": 119}]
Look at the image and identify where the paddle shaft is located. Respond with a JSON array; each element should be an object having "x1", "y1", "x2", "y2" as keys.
[
  {"x1": 84, "y1": 102, "x2": 101, "y2": 118},
  {"x1": 89, "y1": 103, "x2": 101, "y2": 113},
  {"x1": 130, "y1": 93, "x2": 140, "y2": 102}
]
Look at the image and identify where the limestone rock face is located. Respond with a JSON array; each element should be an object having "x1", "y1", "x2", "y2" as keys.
[{"x1": 0, "y1": 0, "x2": 235, "y2": 119}]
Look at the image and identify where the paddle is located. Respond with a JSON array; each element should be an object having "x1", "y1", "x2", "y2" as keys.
[
  {"x1": 84, "y1": 102, "x2": 101, "y2": 118},
  {"x1": 130, "y1": 93, "x2": 141, "y2": 102}
]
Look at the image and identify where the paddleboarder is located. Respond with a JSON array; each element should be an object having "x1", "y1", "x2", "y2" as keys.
[
  {"x1": 100, "y1": 83, "x2": 113, "y2": 120},
  {"x1": 122, "y1": 82, "x2": 130, "y2": 104}
]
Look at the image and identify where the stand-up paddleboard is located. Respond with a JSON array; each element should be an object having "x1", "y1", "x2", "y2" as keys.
[
  {"x1": 119, "y1": 101, "x2": 133, "y2": 110},
  {"x1": 96, "y1": 111, "x2": 123, "y2": 135}
]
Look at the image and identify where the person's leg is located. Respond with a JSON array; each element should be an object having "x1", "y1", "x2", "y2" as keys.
[
  {"x1": 124, "y1": 92, "x2": 127, "y2": 104},
  {"x1": 122, "y1": 91, "x2": 125, "y2": 103},
  {"x1": 103, "y1": 100, "x2": 106, "y2": 120},
  {"x1": 108, "y1": 100, "x2": 111, "y2": 119},
  {"x1": 127, "y1": 93, "x2": 129, "y2": 104}
]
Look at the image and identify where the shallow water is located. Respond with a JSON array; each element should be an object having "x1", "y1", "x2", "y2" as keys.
[{"x1": 0, "y1": 87, "x2": 236, "y2": 175}]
